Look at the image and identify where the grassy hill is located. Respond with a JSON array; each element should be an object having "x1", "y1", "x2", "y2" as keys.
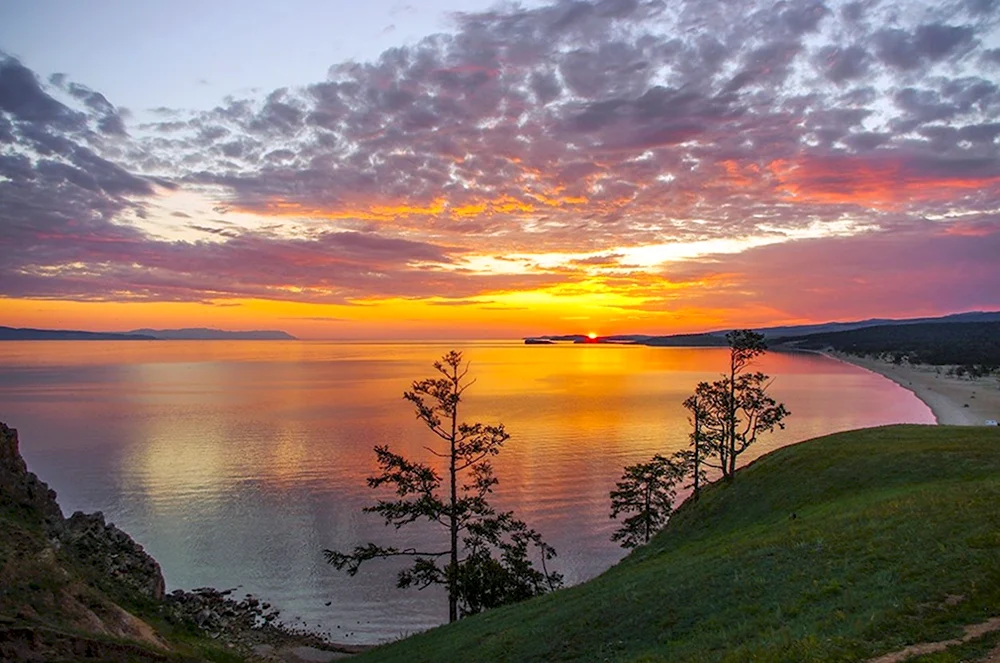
[{"x1": 355, "y1": 425, "x2": 1000, "y2": 663}]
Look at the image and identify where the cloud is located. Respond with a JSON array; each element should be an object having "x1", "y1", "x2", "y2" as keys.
[
  {"x1": 2, "y1": 0, "x2": 999, "y2": 324},
  {"x1": 0, "y1": 58, "x2": 84, "y2": 130},
  {"x1": 659, "y1": 221, "x2": 1000, "y2": 321}
]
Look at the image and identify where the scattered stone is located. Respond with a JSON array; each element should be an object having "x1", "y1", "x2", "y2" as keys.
[{"x1": 162, "y1": 586, "x2": 365, "y2": 659}]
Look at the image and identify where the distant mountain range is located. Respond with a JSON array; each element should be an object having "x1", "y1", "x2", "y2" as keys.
[
  {"x1": 526, "y1": 310, "x2": 1000, "y2": 346},
  {"x1": 0, "y1": 327, "x2": 154, "y2": 341},
  {"x1": 0, "y1": 326, "x2": 296, "y2": 341}
]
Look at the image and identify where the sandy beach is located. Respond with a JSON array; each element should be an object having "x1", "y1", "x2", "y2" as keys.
[{"x1": 827, "y1": 352, "x2": 1000, "y2": 426}]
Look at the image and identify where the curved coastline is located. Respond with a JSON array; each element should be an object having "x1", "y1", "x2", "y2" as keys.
[{"x1": 821, "y1": 351, "x2": 1000, "y2": 426}]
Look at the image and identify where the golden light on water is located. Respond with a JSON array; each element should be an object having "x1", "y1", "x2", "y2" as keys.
[{"x1": 0, "y1": 340, "x2": 936, "y2": 641}]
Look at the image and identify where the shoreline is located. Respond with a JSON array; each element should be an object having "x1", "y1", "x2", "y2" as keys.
[{"x1": 821, "y1": 351, "x2": 1000, "y2": 426}]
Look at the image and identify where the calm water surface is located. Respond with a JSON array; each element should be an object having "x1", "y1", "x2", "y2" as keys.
[{"x1": 0, "y1": 340, "x2": 933, "y2": 642}]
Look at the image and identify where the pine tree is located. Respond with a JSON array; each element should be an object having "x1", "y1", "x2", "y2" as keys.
[{"x1": 325, "y1": 351, "x2": 561, "y2": 621}]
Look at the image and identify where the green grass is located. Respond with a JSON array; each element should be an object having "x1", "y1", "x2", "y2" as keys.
[{"x1": 355, "y1": 425, "x2": 1000, "y2": 663}]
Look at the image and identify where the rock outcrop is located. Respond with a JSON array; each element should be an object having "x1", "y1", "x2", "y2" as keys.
[
  {"x1": 1, "y1": 422, "x2": 359, "y2": 661},
  {"x1": 63, "y1": 511, "x2": 166, "y2": 601},
  {"x1": 0, "y1": 422, "x2": 166, "y2": 601},
  {"x1": 0, "y1": 422, "x2": 64, "y2": 530}
]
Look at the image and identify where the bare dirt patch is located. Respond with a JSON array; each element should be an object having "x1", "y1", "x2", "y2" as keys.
[{"x1": 866, "y1": 617, "x2": 1000, "y2": 663}]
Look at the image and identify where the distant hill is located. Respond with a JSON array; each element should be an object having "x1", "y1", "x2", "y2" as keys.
[
  {"x1": 641, "y1": 332, "x2": 729, "y2": 347},
  {"x1": 127, "y1": 328, "x2": 296, "y2": 340},
  {"x1": 0, "y1": 326, "x2": 153, "y2": 341},
  {"x1": 780, "y1": 320, "x2": 1000, "y2": 367},
  {"x1": 0, "y1": 326, "x2": 297, "y2": 341},
  {"x1": 748, "y1": 310, "x2": 1000, "y2": 340},
  {"x1": 526, "y1": 311, "x2": 1000, "y2": 348}
]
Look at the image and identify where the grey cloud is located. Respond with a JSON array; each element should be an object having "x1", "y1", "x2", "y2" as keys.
[
  {"x1": 843, "y1": 131, "x2": 890, "y2": 150},
  {"x1": 963, "y1": 0, "x2": 996, "y2": 13},
  {"x1": 559, "y1": 41, "x2": 652, "y2": 100},
  {"x1": 98, "y1": 113, "x2": 127, "y2": 136},
  {"x1": 958, "y1": 122, "x2": 1000, "y2": 143},
  {"x1": 814, "y1": 45, "x2": 870, "y2": 83},
  {"x1": 189, "y1": 225, "x2": 239, "y2": 238},
  {"x1": 248, "y1": 88, "x2": 306, "y2": 136},
  {"x1": 874, "y1": 28, "x2": 924, "y2": 69},
  {"x1": 914, "y1": 24, "x2": 975, "y2": 60},
  {"x1": 841, "y1": 2, "x2": 865, "y2": 22},
  {"x1": 729, "y1": 40, "x2": 802, "y2": 90},
  {"x1": 781, "y1": 1, "x2": 829, "y2": 35},
  {"x1": 0, "y1": 56, "x2": 85, "y2": 130},
  {"x1": 875, "y1": 23, "x2": 976, "y2": 70},
  {"x1": 893, "y1": 87, "x2": 960, "y2": 127},
  {"x1": 0, "y1": 114, "x2": 15, "y2": 144}
]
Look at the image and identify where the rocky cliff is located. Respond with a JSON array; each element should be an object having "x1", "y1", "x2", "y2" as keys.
[
  {"x1": 0, "y1": 422, "x2": 166, "y2": 601},
  {"x1": 0, "y1": 421, "x2": 64, "y2": 529},
  {"x1": 0, "y1": 422, "x2": 175, "y2": 660},
  {"x1": 0, "y1": 422, "x2": 357, "y2": 662}
]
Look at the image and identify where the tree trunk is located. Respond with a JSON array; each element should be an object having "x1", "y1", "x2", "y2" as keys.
[
  {"x1": 692, "y1": 412, "x2": 701, "y2": 499},
  {"x1": 727, "y1": 359, "x2": 737, "y2": 481},
  {"x1": 644, "y1": 482, "x2": 652, "y2": 543},
  {"x1": 448, "y1": 372, "x2": 459, "y2": 623}
]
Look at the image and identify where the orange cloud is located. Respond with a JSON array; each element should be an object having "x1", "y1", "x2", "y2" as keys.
[
  {"x1": 719, "y1": 160, "x2": 761, "y2": 188},
  {"x1": 770, "y1": 157, "x2": 1000, "y2": 208},
  {"x1": 246, "y1": 192, "x2": 589, "y2": 222}
]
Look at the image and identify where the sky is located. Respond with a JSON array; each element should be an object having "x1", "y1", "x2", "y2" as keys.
[{"x1": 1, "y1": 0, "x2": 999, "y2": 339}]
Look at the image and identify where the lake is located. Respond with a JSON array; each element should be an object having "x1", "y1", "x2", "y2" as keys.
[{"x1": 0, "y1": 340, "x2": 934, "y2": 643}]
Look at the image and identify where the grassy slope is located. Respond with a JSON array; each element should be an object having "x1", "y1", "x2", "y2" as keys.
[{"x1": 357, "y1": 425, "x2": 1000, "y2": 663}]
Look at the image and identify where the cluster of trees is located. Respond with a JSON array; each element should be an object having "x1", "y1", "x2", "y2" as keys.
[
  {"x1": 786, "y1": 321, "x2": 1000, "y2": 370},
  {"x1": 609, "y1": 331, "x2": 789, "y2": 548},
  {"x1": 947, "y1": 364, "x2": 997, "y2": 379},
  {"x1": 326, "y1": 332, "x2": 789, "y2": 621}
]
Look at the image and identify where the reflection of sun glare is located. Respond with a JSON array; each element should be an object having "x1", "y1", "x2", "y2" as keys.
[{"x1": 587, "y1": 332, "x2": 598, "y2": 339}]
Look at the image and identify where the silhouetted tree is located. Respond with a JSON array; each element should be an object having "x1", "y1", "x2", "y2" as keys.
[
  {"x1": 693, "y1": 330, "x2": 790, "y2": 481},
  {"x1": 609, "y1": 454, "x2": 685, "y2": 548},
  {"x1": 679, "y1": 393, "x2": 711, "y2": 499},
  {"x1": 324, "y1": 351, "x2": 561, "y2": 622}
]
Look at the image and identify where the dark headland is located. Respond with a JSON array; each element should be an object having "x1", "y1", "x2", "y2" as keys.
[
  {"x1": 524, "y1": 310, "x2": 1000, "y2": 346},
  {"x1": 0, "y1": 326, "x2": 297, "y2": 341}
]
